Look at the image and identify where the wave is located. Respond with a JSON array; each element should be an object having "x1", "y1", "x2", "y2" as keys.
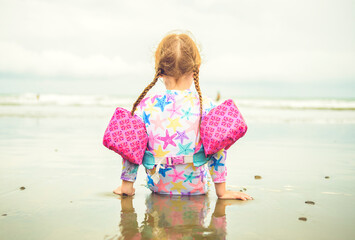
[
  {"x1": 1, "y1": 93, "x2": 354, "y2": 123},
  {"x1": 0, "y1": 93, "x2": 133, "y2": 107},
  {"x1": 0, "y1": 93, "x2": 355, "y2": 111},
  {"x1": 237, "y1": 99, "x2": 355, "y2": 111}
]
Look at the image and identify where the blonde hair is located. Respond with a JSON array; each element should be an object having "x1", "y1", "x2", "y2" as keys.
[{"x1": 131, "y1": 32, "x2": 203, "y2": 122}]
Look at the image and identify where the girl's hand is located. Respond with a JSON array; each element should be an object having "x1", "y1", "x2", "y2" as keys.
[
  {"x1": 214, "y1": 183, "x2": 253, "y2": 200},
  {"x1": 113, "y1": 180, "x2": 135, "y2": 196},
  {"x1": 218, "y1": 190, "x2": 253, "y2": 201}
]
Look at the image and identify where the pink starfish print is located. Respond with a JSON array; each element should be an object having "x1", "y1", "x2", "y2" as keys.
[
  {"x1": 156, "y1": 179, "x2": 170, "y2": 192},
  {"x1": 213, "y1": 171, "x2": 227, "y2": 182},
  {"x1": 185, "y1": 119, "x2": 200, "y2": 134},
  {"x1": 167, "y1": 102, "x2": 182, "y2": 118},
  {"x1": 138, "y1": 97, "x2": 149, "y2": 110},
  {"x1": 148, "y1": 131, "x2": 160, "y2": 149},
  {"x1": 151, "y1": 95, "x2": 160, "y2": 104},
  {"x1": 189, "y1": 178, "x2": 205, "y2": 194},
  {"x1": 158, "y1": 129, "x2": 177, "y2": 149},
  {"x1": 150, "y1": 115, "x2": 166, "y2": 131},
  {"x1": 168, "y1": 168, "x2": 184, "y2": 182}
]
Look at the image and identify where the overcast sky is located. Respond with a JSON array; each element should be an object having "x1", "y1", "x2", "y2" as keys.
[{"x1": 0, "y1": 0, "x2": 354, "y2": 86}]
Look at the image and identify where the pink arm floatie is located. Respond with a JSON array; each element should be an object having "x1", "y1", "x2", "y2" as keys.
[
  {"x1": 200, "y1": 99, "x2": 247, "y2": 156},
  {"x1": 103, "y1": 107, "x2": 148, "y2": 165}
]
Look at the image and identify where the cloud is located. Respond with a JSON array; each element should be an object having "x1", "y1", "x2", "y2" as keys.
[
  {"x1": 0, "y1": 0, "x2": 354, "y2": 82},
  {"x1": 0, "y1": 41, "x2": 151, "y2": 78},
  {"x1": 202, "y1": 50, "x2": 355, "y2": 82}
]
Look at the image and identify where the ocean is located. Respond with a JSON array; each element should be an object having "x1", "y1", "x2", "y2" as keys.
[
  {"x1": 0, "y1": 92, "x2": 354, "y2": 124},
  {"x1": 1, "y1": 83, "x2": 355, "y2": 239}
]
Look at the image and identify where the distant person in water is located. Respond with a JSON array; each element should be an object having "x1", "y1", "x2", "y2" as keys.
[
  {"x1": 114, "y1": 31, "x2": 252, "y2": 200},
  {"x1": 216, "y1": 91, "x2": 221, "y2": 102}
]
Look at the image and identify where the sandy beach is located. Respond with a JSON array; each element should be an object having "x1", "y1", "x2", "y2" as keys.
[
  {"x1": 1, "y1": 0, "x2": 354, "y2": 238},
  {"x1": 0, "y1": 97, "x2": 354, "y2": 239}
]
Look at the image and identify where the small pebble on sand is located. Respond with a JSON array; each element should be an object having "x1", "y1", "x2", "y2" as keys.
[
  {"x1": 325, "y1": 176, "x2": 330, "y2": 179},
  {"x1": 20, "y1": 186, "x2": 26, "y2": 190},
  {"x1": 240, "y1": 190, "x2": 243, "y2": 192},
  {"x1": 298, "y1": 217, "x2": 307, "y2": 221},
  {"x1": 243, "y1": 187, "x2": 247, "y2": 191},
  {"x1": 254, "y1": 175, "x2": 262, "y2": 180},
  {"x1": 305, "y1": 201, "x2": 315, "y2": 205},
  {"x1": 2, "y1": 214, "x2": 7, "y2": 216}
]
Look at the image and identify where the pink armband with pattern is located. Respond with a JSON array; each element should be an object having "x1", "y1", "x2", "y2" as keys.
[
  {"x1": 200, "y1": 99, "x2": 247, "y2": 156},
  {"x1": 103, "y1": 107, "x2": 148, "y2": 165}
]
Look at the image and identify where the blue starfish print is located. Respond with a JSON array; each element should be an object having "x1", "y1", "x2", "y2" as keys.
[
  {"x1": 147, "y1": 175, "x2": 155, "y2": 186},
  {"x1": 181, "y1": 107, "x2": 193, "y2": 120},
  {"x1": 209, "y1": 156, "x2": 225, "y2": 171},
  {"x1": 206, "y1": 101, "x2": 216, "y2": 113},
  {"x1": 159, "y1": 167, "x2": 171, "y2": 177},
  {"x1": 183, "y1": 172, "x2": 195, "y2": 183},
  {"x1": 177, "y1": 142, "x2": 194, "y2": 155},
  {"x1": 155, "y1": 95, "x2": 171, "y2": 112},
  {"x1": 129, "y1": 166, "x2": 138, "y2": 174},
  {"x1": 142, "y1": 111, "x2": 151, "y2": 125}
]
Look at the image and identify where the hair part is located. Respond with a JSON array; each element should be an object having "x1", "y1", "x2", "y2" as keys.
[{"x1": 131, "y1": 32, "x2": 203, "y2": 120}]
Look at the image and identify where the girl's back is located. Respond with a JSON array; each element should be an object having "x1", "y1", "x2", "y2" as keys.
[
  {"x1": 135, "y1": 88, "x2": 215, "y2": 157},
  {"x1": 113, "y1": 31, "x2": 253, "y2": 200}
]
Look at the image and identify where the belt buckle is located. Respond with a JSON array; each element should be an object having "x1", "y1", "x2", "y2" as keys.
[
  {"x1": 171, "y1": 156, "x2": 184, "y2": 165},
  {"x1": 165, "y1": 157, "x2": 173, "y2": 165}
]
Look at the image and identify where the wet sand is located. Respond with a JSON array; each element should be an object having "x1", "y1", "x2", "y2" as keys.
[{"x1": 0, "y1": 109, "x2": 355, "y2": 239}]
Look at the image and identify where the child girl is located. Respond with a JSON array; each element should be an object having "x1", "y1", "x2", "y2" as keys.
[{"x1": 114, "y1": 32, "x2": 252, "y2": 200}]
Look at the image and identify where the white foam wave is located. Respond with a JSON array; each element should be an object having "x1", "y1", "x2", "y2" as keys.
[
  {"x1": 1, "y1": 94, "x2": 355, "y2": 123},
  {"x1": 1, "y1": 93, "x2": 355, "y2": 110},
  {"x1": 0, "y1": 93, "x2": 133, "y2": 107},
  {"x1": 236, "y1": 99, "x2": 355, "y2": 111}
]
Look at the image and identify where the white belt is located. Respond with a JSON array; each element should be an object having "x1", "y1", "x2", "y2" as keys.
[{"x1": 151, "y1": 155, "x2": 194, "y2": 184}]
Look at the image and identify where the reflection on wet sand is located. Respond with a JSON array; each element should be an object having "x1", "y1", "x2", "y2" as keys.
[{"x1": 110, "y1": 194, "x2": 235, "y2": 240}]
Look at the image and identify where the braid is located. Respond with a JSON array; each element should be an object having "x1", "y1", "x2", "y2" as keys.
[
  {"x1": 193, "y1": 66, "x2": 203, "y2": 124},
  {"x1": 131, "y1": 69, "x2": 161, "y2": 116}
]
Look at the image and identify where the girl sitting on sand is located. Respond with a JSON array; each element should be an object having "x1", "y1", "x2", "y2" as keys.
[{"x1": 114, "y1": 31, "x2": 252, "y2": 200}]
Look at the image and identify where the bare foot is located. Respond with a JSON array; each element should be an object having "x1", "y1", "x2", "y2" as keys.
[
  {"x1": 113, "y1": 186, "x2": 122, "y2": 195},
  {"x1": 113, "y1": 185, "x2": 135, "y2": 196}
]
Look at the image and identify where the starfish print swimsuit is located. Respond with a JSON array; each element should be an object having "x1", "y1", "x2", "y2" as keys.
[{"x1": 121, "y1": 87, "x2": 227, "y2": 195}]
